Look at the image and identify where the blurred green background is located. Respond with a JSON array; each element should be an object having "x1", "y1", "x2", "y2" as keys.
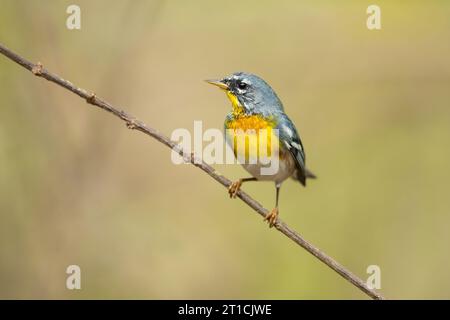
[{"x1": 1, "y1": 0, "x2": 450, "y2": 299}]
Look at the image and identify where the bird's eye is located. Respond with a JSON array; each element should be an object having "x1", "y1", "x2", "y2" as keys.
[{"x1": 237, "y1": 81, "x2": 248, "y2": 90}]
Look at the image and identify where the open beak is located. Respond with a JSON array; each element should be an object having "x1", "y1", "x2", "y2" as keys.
[{"x1": 205, "y1": 79, "x2": 229, "y2": 90}]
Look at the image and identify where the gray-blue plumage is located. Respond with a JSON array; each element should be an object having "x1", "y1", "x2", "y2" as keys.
[{"x1": 221, "y1": 72, "x2": 312, "y2": 185}]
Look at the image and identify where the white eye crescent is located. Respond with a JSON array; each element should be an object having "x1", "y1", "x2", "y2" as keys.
[{"x1": 237, "y1": 81, "x2": 248, "y2": 90}]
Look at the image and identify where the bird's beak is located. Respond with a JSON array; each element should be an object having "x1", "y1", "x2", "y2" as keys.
[{"x1": 205, "y1": 79, "x2": 229, "y2": 90}]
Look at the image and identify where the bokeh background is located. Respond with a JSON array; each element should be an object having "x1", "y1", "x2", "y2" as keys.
[{"x1": 1, "y1": 0, "x2": 449, "y2": 299}]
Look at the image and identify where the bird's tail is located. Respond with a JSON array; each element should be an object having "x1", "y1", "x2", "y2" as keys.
[
  {"x1": 305, "y1": 168, "x2": 317, "y2": 179},
  {"x1": 296, "y1": 168, "x2": 317, "y2": 186}
]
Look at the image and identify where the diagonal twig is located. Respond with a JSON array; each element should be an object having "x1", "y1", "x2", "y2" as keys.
[{"x1": 0, "y1": 42, "x2": 384, "y2": 300}]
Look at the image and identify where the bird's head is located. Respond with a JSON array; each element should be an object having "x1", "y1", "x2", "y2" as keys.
[{"x1": 206, "y1": 72, "x2": 284, "y2": 115}]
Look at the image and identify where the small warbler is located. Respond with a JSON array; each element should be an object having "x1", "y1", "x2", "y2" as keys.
[{"x1": 206, "y1": 72, "x2": 316, "y2": 227}]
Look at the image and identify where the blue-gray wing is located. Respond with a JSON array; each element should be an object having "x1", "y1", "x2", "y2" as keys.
[{"x1": 276, "y1": 114, "x2": 308, "y2": 186}]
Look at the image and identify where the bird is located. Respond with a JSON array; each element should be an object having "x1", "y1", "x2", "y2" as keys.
[{"x1": 206, "y1": 72, "x2": 316, "y2": 227}]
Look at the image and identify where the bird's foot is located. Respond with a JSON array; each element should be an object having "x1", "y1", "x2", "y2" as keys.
[
  {"x1": 228, "y1": 180, "x2": 242, "y2": 198},
  {"x1": 264, "y1": 207, "x2": 279, "y2": 228}
]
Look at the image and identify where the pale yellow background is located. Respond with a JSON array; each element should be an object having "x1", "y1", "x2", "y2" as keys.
[{"x1": 0, "y1": 1, "x2": 449, "y2": 299}]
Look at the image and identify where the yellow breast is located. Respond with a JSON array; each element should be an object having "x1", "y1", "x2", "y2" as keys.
[{"x1": 225, "y1": 115, "x2": 279, "y2": 162}]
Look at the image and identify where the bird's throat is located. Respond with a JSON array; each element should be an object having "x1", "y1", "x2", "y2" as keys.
[{"x1": 226, "y1": 90, "x2": 245, "y2": 117}]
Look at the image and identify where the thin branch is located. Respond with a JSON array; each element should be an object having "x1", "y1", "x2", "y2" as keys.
[{"x1": 0, "y1": 42, "x2": 384, "y2": 300}]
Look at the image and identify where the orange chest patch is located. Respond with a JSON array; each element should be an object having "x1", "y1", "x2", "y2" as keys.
[{"x1": 225, "y1": 115, "x2": 275, "y2": 131}]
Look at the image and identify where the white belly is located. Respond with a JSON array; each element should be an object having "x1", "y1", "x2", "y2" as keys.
[{"x1": 240, "y1": 150, "x2": 296, "y2": 183}]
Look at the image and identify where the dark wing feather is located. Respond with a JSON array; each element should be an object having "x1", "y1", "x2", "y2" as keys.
[{"x1": 277, "y1": 114, "x2": 308, "y2": 186}]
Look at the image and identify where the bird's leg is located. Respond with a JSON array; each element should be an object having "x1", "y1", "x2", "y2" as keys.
[
  {"x1": 228, "y1": 177, "x2": 257, "y2": 198},
  {"x1": 264, "y1": 183, "x2": 281, "y2": 228}
]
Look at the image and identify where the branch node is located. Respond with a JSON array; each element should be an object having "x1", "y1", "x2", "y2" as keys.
[
  {"x1": 179, "y1": 149, "x2": 190, "y2": 163},
  {"x1": 31, "y1": 62, "x2": 43, "y2": 76},
  {"x1": 86, "y1": 93, "x2": 96, "y2": 104},
  {"x1": 190, "y1": 152, "x2": 201, "y2": 164},
  {"x1": 126, "y1": 119, "x2": 137, "y2": 130}
]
